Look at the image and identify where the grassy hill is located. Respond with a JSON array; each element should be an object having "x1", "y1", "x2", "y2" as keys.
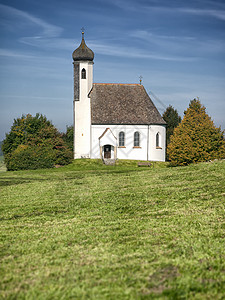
[{"x1": 0, "y1": 159, "x2": 224, "y2": 299}]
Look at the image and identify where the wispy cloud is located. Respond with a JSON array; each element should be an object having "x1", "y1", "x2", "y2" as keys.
[
  {"x1": 0, "y1": 95, "x2": 67, "y2": 101},
  {"x1": 0, "y1": 30, "x2": 197, "y2": 62},
  {"x1": 178, "y1": 8, "x2": 225, "y2": 21},
  {"x1": 142, "y1": 5, "x2": 225, "y2": 21},
  {"x1": 103, "y1": 0, "x2": 225, "y2": 21},
  {"x1": 90, "y1": 41, "x2": 196, "y2": 62},
  {"x1": 0, "y1": 48, "x2": 70, "y2": 67},
  {"x1": 130, "y1": 30, "x2": 225, "y2": 56},
  {"x1": 0, "y1": 49, "x2": 35, "y2": 59},
  {"x1": 0, "y1": 4, "x2": 62, "y2": 38},
  {"x1": 20, "y1": 37, "x2": 74, "y2": 50}
]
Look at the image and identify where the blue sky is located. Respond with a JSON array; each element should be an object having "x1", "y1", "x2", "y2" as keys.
[{"x1": 0, "y1": 0, "x2": 225, "y2": 140}]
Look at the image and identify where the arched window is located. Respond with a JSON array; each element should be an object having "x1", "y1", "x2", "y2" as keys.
[
  {"x1": 81, "y1": 68, "x2": 86, "y2": 79},
  {"x1": 119, "y1": 131, "x2": 125, "y2": 147},
  {"x1": 156, "y1": 132, "x2": 160, "y2": 148},
  {"x1": 134, "y1": 131, "x2": 140, "y2": 147}
]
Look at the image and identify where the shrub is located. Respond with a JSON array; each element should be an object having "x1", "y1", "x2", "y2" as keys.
[
  {"x1": 2, "y1": 114, "x2": 73, "y2": 171},
  {"x1": 6, "y1": 145, "x2": 55, "y2": 171}
]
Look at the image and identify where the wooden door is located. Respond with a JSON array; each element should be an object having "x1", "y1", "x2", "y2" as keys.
[{"x1": 104, "y1": 145, "x2": 111, "y2": 159}]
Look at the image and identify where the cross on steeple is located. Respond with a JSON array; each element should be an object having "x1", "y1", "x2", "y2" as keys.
[
  {"x1": 139, "y1": 75, "x2": 143, "y2": 85},
  {"x1": 81, "y1": 27, "x2": 85, "y2": 38}
]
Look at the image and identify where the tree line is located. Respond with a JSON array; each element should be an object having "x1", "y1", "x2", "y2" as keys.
[{"x1": 1, "y1": 99, "x2": 225, "y2": 170}]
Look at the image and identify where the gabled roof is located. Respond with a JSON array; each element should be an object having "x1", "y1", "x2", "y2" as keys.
[
  {"x1": 89, "y1": 83, "x2": 166, "y2": 125},
  {"x1": 98, "y1": 128, "x2": 117, "y2": 140}
]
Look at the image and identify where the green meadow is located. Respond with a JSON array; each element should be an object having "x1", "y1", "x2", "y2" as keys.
[{"x1": 0, "y1": 159, "x2": 224, "y2": 299}]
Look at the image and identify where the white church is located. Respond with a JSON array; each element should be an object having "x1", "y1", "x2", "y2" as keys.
[{"x1": 72, "y1": 32, "x2": 166, "y2": 162}]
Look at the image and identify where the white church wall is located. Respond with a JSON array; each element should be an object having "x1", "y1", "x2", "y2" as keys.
[
  {"x1": 148, "y1": 125, "x2": 166, "y2": 162},
  {"x1": 91, "y1": 124, "x2": 166, "y2": 161},
  {"x1": 91, "y1": 125, "x2": 149, "y2": 160},
  {"x1": 87, "y1": 63, "x2": 93, "y2": 93},
  {"x1": 74, "y1": 61, "x2": 93, "y2": 159}
]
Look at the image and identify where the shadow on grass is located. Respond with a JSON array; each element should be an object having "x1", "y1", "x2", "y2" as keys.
[
  {"x1": 0, "y1": 177, "x2": 48, "y2": 187},
  {"x1": 0, "y1": 174, "x2": 87, "y2": 187},
  {"x1": 0, "y1": 208, "x2": 71, "y2": 221}
]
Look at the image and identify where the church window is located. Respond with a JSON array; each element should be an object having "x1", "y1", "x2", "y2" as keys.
[
  {"x1": 134, "y1": 131, "x2": 140, "y2": 147},
  {"x1": 81, "y1": 68, "x2": 86, "y2": 79},
  {"x1": 156, "y1": 132, "x2": 161, "y2": 148},
  {"x1": 119, "y1": 131, "x2": 125, "y2": 147}
]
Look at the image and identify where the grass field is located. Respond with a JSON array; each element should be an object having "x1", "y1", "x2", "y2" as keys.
[{"x1": 0, "y1": 159, "x2": 225, "y2": 299}]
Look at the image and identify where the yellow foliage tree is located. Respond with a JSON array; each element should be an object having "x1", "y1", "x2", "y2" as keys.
[{"x1": 167, "y1": 99, "x2": 225, "y2": 166}]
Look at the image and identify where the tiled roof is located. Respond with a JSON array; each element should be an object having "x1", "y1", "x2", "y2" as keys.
[{"x1": 89, "y1": 83, "x2": 166, "y2": 125}]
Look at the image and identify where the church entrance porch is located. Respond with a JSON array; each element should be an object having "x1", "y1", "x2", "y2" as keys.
[
  {"x1": 104, "y1": 145, "x2": 111, "y2": 159},
  {"x1": 98, "y1": 128, "x2": 117, "y2": 161}
]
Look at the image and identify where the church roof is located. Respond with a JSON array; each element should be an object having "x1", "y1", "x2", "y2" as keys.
[
  {"x1": 72, "y1": 33, "x2": 94, "y2": 62},
  {"x1": 89, "y1": 83, "x2": 166, "y2": 125}
]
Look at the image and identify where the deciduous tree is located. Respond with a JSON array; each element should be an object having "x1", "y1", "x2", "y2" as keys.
[{"x1": 2, "y1": 113, "x2": 73, "y2": 170}]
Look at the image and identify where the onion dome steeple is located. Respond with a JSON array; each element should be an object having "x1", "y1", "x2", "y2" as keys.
[{"x1": 72, "y1": 31, "x2": 94, "y2": 62}]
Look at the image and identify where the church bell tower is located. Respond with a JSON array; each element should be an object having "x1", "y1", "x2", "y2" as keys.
[{"x1": 72, "y1": 31, "x2": 94, "y2": 159}]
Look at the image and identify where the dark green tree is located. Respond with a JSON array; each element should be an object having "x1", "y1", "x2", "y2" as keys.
[
  {"x1": 2, "y1": 113, "x2": 73, "y2": 171},
  {"x1": 62, "y1": 125, "x2": 74, "y2": 152},
  {"x1": 0, "y1": 141, "x2": 3, "y2": 156},
  {"x1": 163, "y1": 105, "x2": 181, "y2": 147},
  {"x1": 167, "y1": 99, "x2": 225, "y2": 166}
]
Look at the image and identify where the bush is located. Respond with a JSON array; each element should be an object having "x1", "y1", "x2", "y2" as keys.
[
  {"x1": 5, "y1": 145, "x2": 55, "y2": 171},
  {"x1": 2, "y1": 114, "x2": 73, "y2": 171}
]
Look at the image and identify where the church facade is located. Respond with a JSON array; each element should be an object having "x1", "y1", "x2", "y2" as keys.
[{"x1": 72, "y1": 33, "x2": 166, "y2": 161}]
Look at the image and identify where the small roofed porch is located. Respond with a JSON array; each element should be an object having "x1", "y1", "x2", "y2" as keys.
[{"x1": 99, "y1": 128, "x2": 117, "y2": 164}]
